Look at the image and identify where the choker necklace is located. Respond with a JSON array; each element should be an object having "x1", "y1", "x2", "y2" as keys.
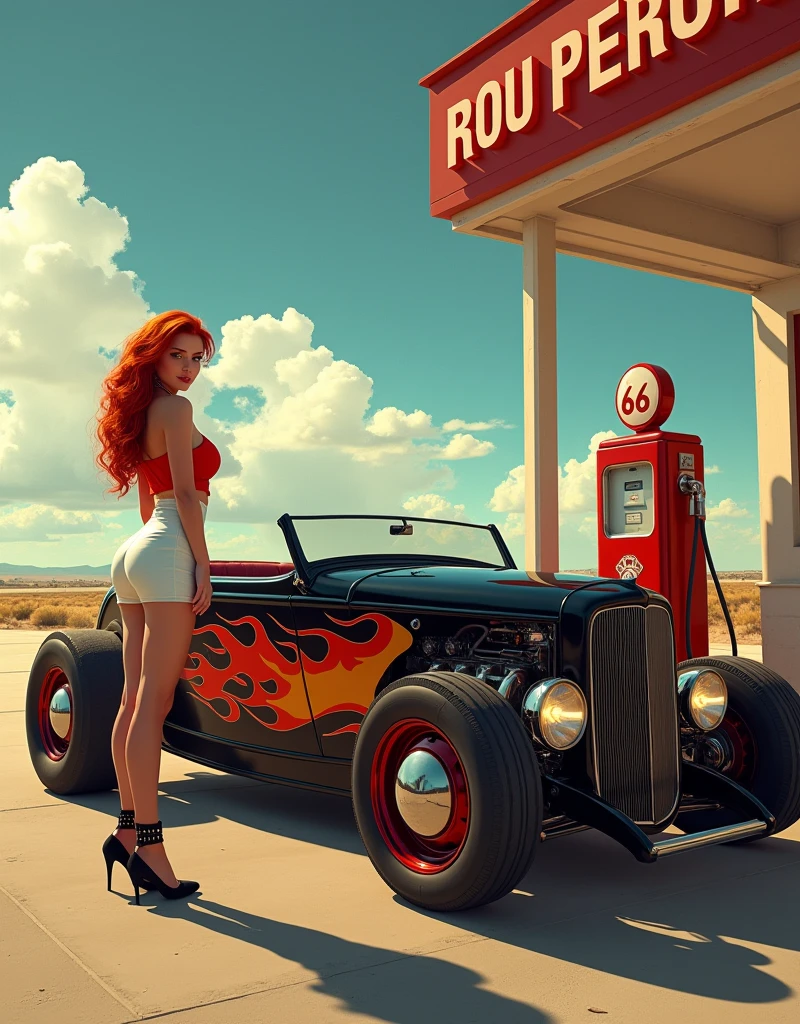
[{"x1": 153, "y1": 374, "x2": 175, "y2": 397}]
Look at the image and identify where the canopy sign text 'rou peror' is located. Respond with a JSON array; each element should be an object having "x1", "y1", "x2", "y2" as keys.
[{"x1": 419, "y1": 0, "x2": 800, "y2": 219}]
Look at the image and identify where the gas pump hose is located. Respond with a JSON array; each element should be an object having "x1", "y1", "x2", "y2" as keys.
[{"x1": 685, "y1": 515, "x2": 738, "y2": 659}]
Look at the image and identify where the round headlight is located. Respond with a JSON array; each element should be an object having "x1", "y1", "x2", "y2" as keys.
[
  {"x1": 523, "y1": 679, "x2": 588, "y2": 750},
  {"x1": 678, "y1": 669, "x2": 728, "y2": 731}
]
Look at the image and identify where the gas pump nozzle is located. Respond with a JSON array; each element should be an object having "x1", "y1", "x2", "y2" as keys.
[
  {"x1": 676, "y1": 471, "x2": 737, "y2": 657},
  {"x1": 678, "y1": 474, "x2": 706, "y2": 519}
]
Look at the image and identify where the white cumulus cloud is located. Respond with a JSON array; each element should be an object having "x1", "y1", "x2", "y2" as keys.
[
  {"x1": 489, "y1": 430, "x2": 617, "y2": 517},
  {"x1": 443, "y1": 418, "x2": 511, "y2": 432},
  {"x1": 499, "y1": 511, "x2": 525, "y2": 538},
  {"x1": 704, "y1": 496, "x2": 760, "y2": 557},
  {"x1": 366, "y1": 407, "x2": 436, "y2": 438},
  {"x1": 0, "y1": 157, "x2": 148, "y2": 506},
  {"x1": 0, "y1": 504, "x2": 109, "y2": 542},
  {"x1": 707, "y1": 498, "x2": 749, "y2": 519},
  {"x1": 560, "y1": 430, "x2": 618, "y2": 512},
  {"x1": 0, "y1": 156, "x2": 502, "y2": 560},
  {"x1": 432, "y1": 433, "x2": 495, "y2": 460},
  {"x1": 403, "y1": 493, "x2": 466, "y2": 520},
  {"x1": 489, "y1": 464, "x2": 524, "y2": 514},
  {"x1": 487, "y1": 431, "x2": 618, "y2": 561}
]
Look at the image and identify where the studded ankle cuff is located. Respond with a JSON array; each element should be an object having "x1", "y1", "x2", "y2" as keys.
[{"x1": 134, "y1": 820, "x2": 163, "y2": 846}]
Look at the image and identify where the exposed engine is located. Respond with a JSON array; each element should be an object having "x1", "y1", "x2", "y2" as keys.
[{"x1": 405, "y1": 620, "x2": 554, "y2": 713}]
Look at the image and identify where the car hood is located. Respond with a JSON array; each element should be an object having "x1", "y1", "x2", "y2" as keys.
[{"x1": 310, "y1": 565, "x2": 645, "y2": 618}]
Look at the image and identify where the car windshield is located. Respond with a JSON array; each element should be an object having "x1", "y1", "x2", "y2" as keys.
[{"x1": 287, "y1": 515, "x2": 511, "y2": 569}]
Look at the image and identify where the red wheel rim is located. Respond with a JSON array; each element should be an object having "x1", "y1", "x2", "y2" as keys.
[
  {"x1": 370, "y1": 717, "x2": 470, "y2": 874},
  {"x1": 38, "y1": 667, "x2": 72, "y2": 761},
  {"x1": 716, "y1": 707, "x2": 756, "y2": 786}
]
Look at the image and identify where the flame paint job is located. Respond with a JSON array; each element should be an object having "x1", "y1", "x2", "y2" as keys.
[
  {"x1": 179, "y1": 609, "x2": 412, "y2": 736},
  {"x1": 297, "y1": 612, "x2": 413, "y2": 728},
  {"x1": 179, "y1": 611, "x2": 309, "y2": 731}
]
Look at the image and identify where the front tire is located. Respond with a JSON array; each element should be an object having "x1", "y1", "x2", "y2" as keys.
[
  {"x1": 26, "y1": 629, "x2": 124, "y2": 794},
  {"x1": 352, "y1": 671, "x2": 542, "y2": 911},
  {"x1": 675, "y1": 656, "x2": 800, "y2": 838}
]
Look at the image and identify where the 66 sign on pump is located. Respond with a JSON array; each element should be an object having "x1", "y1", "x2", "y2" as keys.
[{"x1": 597, "y1": 364, "x2": 707, "y2": 662}]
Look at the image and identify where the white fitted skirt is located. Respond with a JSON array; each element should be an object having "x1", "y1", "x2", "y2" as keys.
[{"x1": 110, "y1": 498, "x2": 208, "y2": 604}]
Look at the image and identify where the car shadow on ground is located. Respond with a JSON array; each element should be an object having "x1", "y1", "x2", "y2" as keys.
[
  {"x1": 65, "y1": 775, "x2": 800, "y2": 1006},
  {"x1": 137, "y1": 896, "x2": 554, "y2": 1024},
  {"x1": 408, "y1": 828, "x2": 800, "y2": 1006}
]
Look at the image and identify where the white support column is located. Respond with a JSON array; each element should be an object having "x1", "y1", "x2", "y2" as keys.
[
  {"x1": 522, "y1": 216, "x2": 559, "y2": 572},
  {"x1": 752, "y1": 274, "x2": 800, "y2": 694}
]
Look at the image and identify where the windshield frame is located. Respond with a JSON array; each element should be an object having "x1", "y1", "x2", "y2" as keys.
[{"x1": 277, "y1": 513, "x2": 517, "y2": 588}]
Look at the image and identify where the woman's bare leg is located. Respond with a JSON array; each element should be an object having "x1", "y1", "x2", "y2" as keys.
[
  {"x1": 125, "y1": 600, "x2": 196, "y2": 887},
  {"x1": 112, "y1": 603, "x2": 146, "y2": 855}
]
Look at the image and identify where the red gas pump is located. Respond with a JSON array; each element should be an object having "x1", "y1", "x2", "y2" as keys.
[
  {"x1": 596, "y1": 364, "x2": 735, "y2": 663},
  {"x1": 590, "y1": 364, "x2": 800, "y2": 841}
]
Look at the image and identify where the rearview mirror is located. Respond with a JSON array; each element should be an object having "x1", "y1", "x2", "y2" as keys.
[{"x1": 390, "y1": 523, "x2": 413, "y2": 536}]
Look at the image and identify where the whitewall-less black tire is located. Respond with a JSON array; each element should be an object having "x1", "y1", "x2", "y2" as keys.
[
  {"x1": 352, "y1": 671, "x2": 542, "y2": 912},
  {"x1": 26, "y1": 629, "x2": 124, "y2": 795},
  {"x1": 675, "y1": 656, "x2": 800, "y2": 838}
]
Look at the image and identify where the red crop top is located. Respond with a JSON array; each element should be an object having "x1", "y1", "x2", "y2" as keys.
[{"x1": 137, "y1": 435, "x2": 222, "y2": 497}]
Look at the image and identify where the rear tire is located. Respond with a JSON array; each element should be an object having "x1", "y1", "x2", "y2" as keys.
[
  {"x1": 104, "y1": 619, "x2": 122, "y2": 642},
  {"x1": 352, "y1": 671, "x2": 542, "y2": 911},
  {"x1": 26, "y1": 629, "x2": 124, "y2": 794},
  {"x1": 675, "y1": 656, "x2": 800, "y2": 838}
]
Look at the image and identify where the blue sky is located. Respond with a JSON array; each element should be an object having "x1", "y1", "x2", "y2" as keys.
[{"x1": 0, "y1": 1, "x2": 760, "y2": 571}]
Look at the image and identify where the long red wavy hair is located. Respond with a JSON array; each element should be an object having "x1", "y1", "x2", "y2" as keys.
[{"x1": 95, "y1": 310, "x2": 216, "y2": 498}]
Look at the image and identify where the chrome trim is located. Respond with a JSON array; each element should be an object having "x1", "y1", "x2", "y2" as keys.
[
  {"x1": 645, "y1": 611, "x2": 656, "y2": 821},
  {"x1": 540, "y1": 815, "x2": 591, "y2": 842},
  {"x1": 49, "y1": 687, "x2": 72, "y2": 740},
  {"x1": 588, "y1": 604, "x2": 681, "y2": 827},
  {"x1": 522, "y1": 677, "x2": 588, "y2": 750},
  {"x1": 645, "y1": 604, "x2": 682, "y2": 825},
  {"x1": 588, "y1": 609, "x2": 607, "y2": 812},
  {"x1": 498, "y1": 668, "x2": 528, "y2": 705},
  {"x1": 678, "y1": 798, "x2": 722, "y2": 813},
  {"x1": 677, "y1": 668, "x2": 728, "y2": 731},
  {"x1": 395, "y1": 750, "x2": 452, "y2": 836},
  {"x1": 697, "y1": 736, "x2": 728, "y2": 770},
  {"x1": 653, "y1": 819, "x2": 766, "y2": 857},
  {"x1": 209, "y1": 573, "x2": 295, "y2": 581}
]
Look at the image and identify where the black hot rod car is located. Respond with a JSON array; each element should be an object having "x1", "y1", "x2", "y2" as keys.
[{"x1": 26, "y1": 514, "x2": 800, "y2": 910}]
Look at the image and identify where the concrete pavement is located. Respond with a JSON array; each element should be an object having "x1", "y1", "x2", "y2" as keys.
[
  {"x1": 2, "y1": 629, "x2": 798, "y2": 1023},
  {"x1": 708, "y1": 642, "x2": 762, "y2": 660}
]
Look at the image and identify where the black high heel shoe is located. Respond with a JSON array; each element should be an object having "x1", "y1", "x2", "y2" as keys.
[
  {"x1": 102, "y1": 810, "x2": 156, "y2": 891},
  {"x1": 126, "y1": 820, "x2": 199, "y2": 905}
]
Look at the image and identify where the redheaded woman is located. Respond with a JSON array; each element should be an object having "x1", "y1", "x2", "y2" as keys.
[{"x1": 95, "y1": 310, "x2": 221, "y2": 902}]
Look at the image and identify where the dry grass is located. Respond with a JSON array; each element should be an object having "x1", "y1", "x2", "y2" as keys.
[
  {"x1": 0, "y1": 591, "x2": 101, "y2": 631},
  {"x1": 2, "y1": 582, "x2": 765, "y2": 644},
  {"x1": 707, "y1": 581, "x2": 761, "y2": 643}
]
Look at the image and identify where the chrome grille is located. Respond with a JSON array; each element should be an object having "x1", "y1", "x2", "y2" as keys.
[{"x1": 589, "y1": 604, "x2": 680, "y2": 825}]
